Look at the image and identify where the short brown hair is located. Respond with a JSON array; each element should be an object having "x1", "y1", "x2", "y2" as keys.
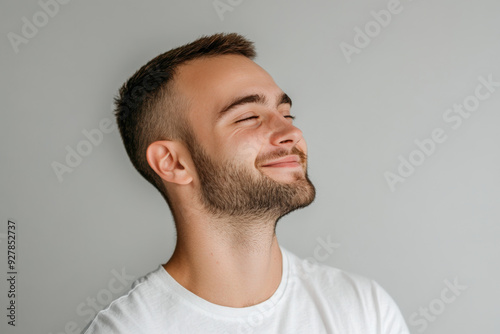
[{"x1": 114, "y1": 33, "x2": 256, "y2": 211}]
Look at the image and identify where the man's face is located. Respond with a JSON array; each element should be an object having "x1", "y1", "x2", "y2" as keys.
[{"x1": 174, "y1": 54, "x2": 316, "y2": 221}]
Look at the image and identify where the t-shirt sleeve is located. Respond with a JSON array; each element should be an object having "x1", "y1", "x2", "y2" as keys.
[
  {"x1": 81, "y1": 309, "x2": 148, "y2": 334},
  {"x1": 371, "y1": 280, "x2": 411, "y2": 334},
  {"x1": 80, "y1": 292, "x2": 152, "y2": 334}
]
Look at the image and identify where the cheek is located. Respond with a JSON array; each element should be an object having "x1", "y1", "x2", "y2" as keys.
[
  {"x1": 212, "y1": 136, "x2": 259, "y2": 166},
  {"x1": 225, "y1": 131, "x2": 263, "y2": 159},
  {"x1": 236, "y1": 141, "x2": 260, "y2": 163}
]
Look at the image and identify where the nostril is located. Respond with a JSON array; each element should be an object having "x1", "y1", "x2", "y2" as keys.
[{"x1": 279, "y1": 139, "x2": 294, "y2": 144}]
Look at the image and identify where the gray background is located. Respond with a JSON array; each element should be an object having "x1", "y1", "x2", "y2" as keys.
[{"x1": 1, "y1": 0, "x2": 499, "y2": 333}]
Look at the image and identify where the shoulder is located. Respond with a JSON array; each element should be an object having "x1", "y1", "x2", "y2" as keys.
[
  {"x1": 281, "y1": 247, "x2": 410, "y2": 333},
  {"x1": 82, "y1": 265, "x2": 171, "y2": 334},
  {"x1": 282, "y1": 246, "x2": 375, "y2": 292}
]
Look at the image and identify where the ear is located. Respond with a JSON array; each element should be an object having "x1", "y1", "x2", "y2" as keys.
[{"x1": 146, "y1": 141, "x2": 193, "y2": 185}]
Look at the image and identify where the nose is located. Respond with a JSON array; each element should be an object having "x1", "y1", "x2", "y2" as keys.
[{"x1": 267, "y1": 112, "x2": 304, "y2": 148}]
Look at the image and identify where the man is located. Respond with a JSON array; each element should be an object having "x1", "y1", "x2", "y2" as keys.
[{"x1": 83, "y1": 33, "x2": 410, "y2": 333}]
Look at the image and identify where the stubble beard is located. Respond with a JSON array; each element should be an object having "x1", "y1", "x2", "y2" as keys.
[{"x1": 186, "y1": 137, "x2": 316, "y2": 225}]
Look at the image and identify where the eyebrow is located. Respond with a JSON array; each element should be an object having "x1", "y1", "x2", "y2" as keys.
[{"x1": 215, "y1": 92, "x2": 292, "y2": 123}]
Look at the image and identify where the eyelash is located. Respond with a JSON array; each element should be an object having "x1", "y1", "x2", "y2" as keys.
[{"x1": 236, "y1": 115, "x2": 296, "y2": 123}]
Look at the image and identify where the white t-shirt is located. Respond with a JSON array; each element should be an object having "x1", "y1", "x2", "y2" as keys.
[{"x1": 82, "y1": 246, "x2": 410, "y2": 333}]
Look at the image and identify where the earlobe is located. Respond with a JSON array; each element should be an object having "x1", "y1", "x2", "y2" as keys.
[{"x1": 146, "y1": 141, "x2": 193, "y2": 185}]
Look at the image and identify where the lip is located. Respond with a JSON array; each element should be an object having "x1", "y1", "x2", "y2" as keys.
[{"x1": 262, "y1": 155, "x2": 301, "y2": 167}]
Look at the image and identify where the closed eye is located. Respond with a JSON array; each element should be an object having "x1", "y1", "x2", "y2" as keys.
[
  {"x1": 236, "y1": 115, "x2": 296, "y2": 123},
  {"x1": 235, "y1": 116, "x2": 259, "y2": 123}
]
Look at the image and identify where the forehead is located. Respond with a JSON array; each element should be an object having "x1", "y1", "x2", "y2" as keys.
[{"x1": 173, "y1": 54, "x2": 282, "y2": 118}]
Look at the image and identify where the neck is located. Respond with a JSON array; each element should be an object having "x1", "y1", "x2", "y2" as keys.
[{"x1": 163, "y1": 212, "x2": 283, "y2": 308}]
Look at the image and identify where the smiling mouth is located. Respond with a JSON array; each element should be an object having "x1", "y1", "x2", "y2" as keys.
[
  {"x1": 261, "y1": 154, "x2": 302, "y2": 168},
  {"x1": 262, "y1": 162, "x2": 302, "y2": 168}
]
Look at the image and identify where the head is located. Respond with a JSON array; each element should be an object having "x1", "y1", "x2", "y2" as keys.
[{"x1": 114, "y1": 33, "x2": 316, "y2": 226}]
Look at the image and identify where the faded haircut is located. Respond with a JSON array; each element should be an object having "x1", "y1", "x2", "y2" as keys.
[{"x1": 113, "y1": 33, "x2": 256, "y2": 212}]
